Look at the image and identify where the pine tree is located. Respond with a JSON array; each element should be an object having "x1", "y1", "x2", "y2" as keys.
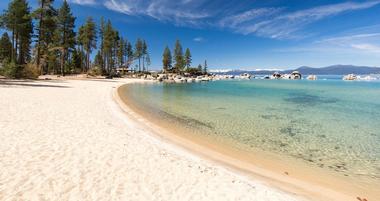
[
  {"x1": 17, "y1": 1, "x2": 33, "y2": 65},
  {"x1": 102, "y1": 19, "x2": 117, "y2": 73},
  {"x1": 126, "y1": 41, "x2": 133, "y2": 69},
  {"x1": 94, "y1": 50, "x2": 103, "y2": 70},
  {"x1": 162, "y1": 46, "x2": 172, "y2": 73},
  {"x1": 71, "y1": 48, "x2": 81, "y2": 72},
  {"x1": 145, "y1": 53, "x2": 150, "y2": 72},
  {"x1": 78, "y1": 17, "x2": 97, "y2": 72},
  {"x1": 142, "y1": 40, "x2": 147, "y2": 72},
  {"x1": 203, "y1": 60, "x2": 208, "y2": 74},
  {"x1": 55, "y1": 0, "x2": 76, "y2": 76},
  {"x1": 117, "y1": 37, "x2": 125, "y2": 67},
  {"x1": 2, "y1": 0, "x2": 18, "y2": 62},
  {"x1": 2, "y1": 0, "x2": 33, "y2": 65},
  {"x1": 184, "y1": 48, "x2": 191, "y2": 69},
  {"x1": 198, "y1": 64, "x2": 202, "y2": 72},
  {"x1": 134, "y1": 38, "x2": 143, "y2": 72},
  {"x1": 99, "y1": 17, "x2": 105, "y2": 71},
  {"x1": 174, "y1": 39, "x2": 184, "y2": 73},
  {"x1": 33, "y1": 0, "x2": 56, "y2": 72},
  {"x1": 0, "y1": 33, "x2": 12, "y2": 62},
  {"x1": 77, "y1": 25, "x2": 85, "y2": 71}
]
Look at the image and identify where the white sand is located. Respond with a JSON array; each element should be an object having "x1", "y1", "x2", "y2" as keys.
[{"x1": 0, "y1": 79, "x2": 306, "y2": 201}]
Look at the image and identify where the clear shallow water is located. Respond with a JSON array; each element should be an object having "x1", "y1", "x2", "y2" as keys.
[{"x1": 124, "y1": 79, "x2": 380, "y2": 181}]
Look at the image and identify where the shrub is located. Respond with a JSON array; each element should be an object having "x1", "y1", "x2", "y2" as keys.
[
  {"x1": 1, "y1": 61, "x2": 19, "y2": 78},
  {"x1": 87, "y1": 66, "x2": 103, "y2": 76},
  {"x1": 21, "y1": 63, "x2": 40, "y2": 79},
  {"x1": 0, "y1": 62, "x2": 39, "y2": 79}
]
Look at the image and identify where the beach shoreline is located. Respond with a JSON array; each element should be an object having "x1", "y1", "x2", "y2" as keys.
[
  {"x1": 115, "y1": 81, "x2": 379, "y2": 201},
  {"x1": 0, "y1": 78, "x2": 308, "y2": 201}
]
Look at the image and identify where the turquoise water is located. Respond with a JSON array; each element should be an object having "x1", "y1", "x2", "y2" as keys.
[{"x1": 123, "y1": 79, "x2": 380, "y2": 181}]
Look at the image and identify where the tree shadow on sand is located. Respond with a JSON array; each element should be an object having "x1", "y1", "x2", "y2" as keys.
[{"x1": 0, "y1": 79, "x2": 70, "y2": 88}]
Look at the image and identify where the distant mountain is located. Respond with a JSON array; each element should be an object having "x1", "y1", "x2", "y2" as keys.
[
  {"x1": 293, "y1": 65, "x2": 380, "y2": 75},
  {"x1": 212, "y1": 65, "x2": 380, "y2": 75}
]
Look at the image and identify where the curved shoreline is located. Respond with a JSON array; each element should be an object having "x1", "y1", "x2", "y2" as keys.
[{"x1": 113, "y1": 81, "x2": 375, "y2": 201}]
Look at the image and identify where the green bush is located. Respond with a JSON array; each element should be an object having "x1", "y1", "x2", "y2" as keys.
[
  {"x1": 87, "y1": 66, "x2": 103, "y2": 76},
  {"x1": 0, "y1": 61, "x2": 39, "y2": 79},
  {"x1": 1, "y1": 61, "x2": 19, "y2": 78},
  {"x1": 21, "y1": 63, "x2": 39, "y2": 79}
]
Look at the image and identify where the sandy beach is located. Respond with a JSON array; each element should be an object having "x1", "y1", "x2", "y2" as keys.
[{"x1": 0, "y1": 78, "x2": 309, "y2": 201}]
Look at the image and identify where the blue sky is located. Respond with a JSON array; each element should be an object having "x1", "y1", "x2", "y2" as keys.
[{"x1": 1, "y1": 0, "x2": 380, "y2": 70}]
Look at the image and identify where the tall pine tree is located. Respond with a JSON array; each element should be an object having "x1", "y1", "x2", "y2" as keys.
[
  {"x1": 33, "y1": 0, "x2": 56, "y2": 72},
  {"x1": 55, "y1": 0, "x2": 76, "y2": 76},
  {"x1": 2, "y1": 0, "x2": 33, "y2": 65},
  {"x1": 0, "y1": 33, "x2": 12, "y2": 62},
  {"x1": 162, "y1": 46, "x2": 172, "y2": 73},
  {"x1": 174, "y1": 39, "x2": 184, "y2": 73},
  {"x1": 184, "y1": 48, "x2": 191, "y2": 69},
  {"x1": 134, "y1": 38, "x2": 143, "y2": 72},
  {"x1": 78, "y1": 17, "x2": 97, "y2": 72}
]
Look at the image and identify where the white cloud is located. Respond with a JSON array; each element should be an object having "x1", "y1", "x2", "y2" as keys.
[
  {"x1": 193, "y1": 37, "x2": 205, "y2": 42},
  {"x1": 275, "y1": 28, "x2": 380, "y2": 55},
  {"x1": 68, "y1": 0, "x2": 97, "y2": 5},
  {"x1": 103, "y1": 0, "x2": 210, "y2": 26},
  {"x1": 218, "y1": 8, "x2": 281, "y2": 28},
  {"x1": 234, "y1": 1, "x2": 380, "y2": 38},
  {"x1": 84, "y1": 0, "x2": 380, "y2": 39},
  {"x1": 351, "y1": 43, "x2": 380, "y2": 52},
  {"x1": 104, "y1": 0, "x2": 132, "y2": 14}
]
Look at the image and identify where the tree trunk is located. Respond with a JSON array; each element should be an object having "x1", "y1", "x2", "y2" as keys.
[
  {"x1": 15, "y1": 32, "x2": 19, "y2": 64},
  {"x1": 142, "y1": 56, "x2": 145, "y2": 72},
  {"x1": 86, "y1": 49, "x2": 90, "y2": 72},
  {"x1": 11, "y1": 26, "x2": 15, "y2": 63},
  {"x1": 138, "y1": 57, "x2": 141, "y2": 72},
  {"x1": 37, "y1": 0, "x2": 45, "y2": 74},
  {"x1": 61, "y1": 49, "x2": 65, "y2": 76}
]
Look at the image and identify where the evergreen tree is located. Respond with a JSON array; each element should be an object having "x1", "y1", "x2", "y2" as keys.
[
  {"x1": 99, "y1": 17, "x2": 105, "y2": 71},
  {"x1": 145, "y1": 53, "x2": 150, "y2": 72},
  {"x1": 33, "y1": 0, "x2": 56, "y2": 72},
  {"x1": 77, "y1": 25, "x2": 85, "y2": 71},
  {"x1": 174, "y1": 39, "x2": 184, "y2": 73},
  {"x1": 126, "y1": 41, "x2": 133, "y2": 69},
  {"x1": 142, "y1": 40, "x2": 147, "y2": 72},
  {"x1": 2, "y1": 0, "x2": 33, "y2": 65},
  {"x1": 162, "y1": 46, "x2": 172, "y2": 73},
  {"x1": 94, "y1": 50, "x2": 103, "y2": 69},
  {"x1": 117, "y1": 37, "x2": 125, "y2": 67},
  {"x1": 78, "y1": 17, "x2": 97, "y2": 72},
  {"x1": 71, "y1": 48, "x2": 81, "y2": 73},
  {"x1": 55, "y1": 0, "x2": 76, "y2": 76},
  {"x1": 203, "y1": 60, "x2": 208, "y2": 74},
  {"x1": 18, "y1": 3, "x2": 33, "y2": 65},
  {"x1": 102, "y1": 19, "x2": 117, "y2": 73},
  {"x1": 184, "y1": 48, "x2": 191, "y2": 69},
  {"x1": 134, "y1": 38, "x2": 143, "y2": 72},
  {"x1": 197, "y1": 64, "x2": 202, "y2": 72},
  {"x1": 2, "y1": 0, "x2": 18, "y2": 62},
  {"x1": 0, "y1": 33, "x2": 12, "y2": 62}
]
